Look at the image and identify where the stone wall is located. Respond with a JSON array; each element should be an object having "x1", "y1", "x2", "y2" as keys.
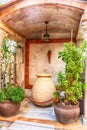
[
  {"x1": 77, "y1": 5, "x2": 87, "y2": 124},
  {"x1": 29, "y1": 43, "x2": 65, "y2": 85},
  {"x1": 16, "y1": 42, "x2": 25, "y2": 88}
]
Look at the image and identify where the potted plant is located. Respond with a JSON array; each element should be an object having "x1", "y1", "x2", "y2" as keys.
[
  {"x1": 1, "y1": 37, "x2": 22, "y2": 87},
  {"x1": 0, "y1": 82, "x2": 25, "y2": 117},
  {"x1": 53, "y1": 41, "x2": 87, "y2": 124}
]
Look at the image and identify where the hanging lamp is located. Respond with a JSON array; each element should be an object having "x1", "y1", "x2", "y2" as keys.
[{"x1": 43, "y1": 21, "x2": 50, "y2": 42}]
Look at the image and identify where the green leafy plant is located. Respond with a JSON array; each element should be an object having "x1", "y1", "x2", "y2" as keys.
[
  {"x1": 0, "y1": 90, "x2": 6, "y2": 103},
  {"x1": 7, "y1": 86, "x2": 25, "y2": 103},
  {"x1": 1, "y1": 37, "x2": 23, "y2": 87},
  {"x1": 0, "y1": 82, "x2": 25, "y2": 103},
  {"x1": 53, "y1": 91, "x2": 59, "y2": 99},
  {"x1": 54, "y1": 41, "x2": 87, "y2": 105},
  {"x1": 53, "y1": 91, "x2": 59, "y2": 104},
  {"x1": 1, "y1": 38, "x2": 14, "y2": 87}
]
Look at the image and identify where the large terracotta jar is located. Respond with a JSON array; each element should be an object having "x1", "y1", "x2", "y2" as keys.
[
  {"x1": 54, "y1": 103, "x2": 80, "y2": 124},
  {"x1": 32, "y1": 73, "x2": 55, "y2": 106}
]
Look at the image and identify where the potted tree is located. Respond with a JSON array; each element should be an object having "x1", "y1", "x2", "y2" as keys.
[
  {"x1": 53, "y1": 41, "x2": 87, "y2": 124},
  {"x1": 0, "y1": 37, "x2": 25, "y2": 117},
  {"x1": 0, "y1": 82, "x2": 25, "y2": 117}
]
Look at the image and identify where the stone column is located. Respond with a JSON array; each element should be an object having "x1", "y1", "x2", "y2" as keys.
[
  {"x1": 0, "y1": 28, "x2": 8, "y2": 87},
  {"x1": 84, "y1": 60, "x2": 87, "y2": 116},
  {"x1": 80, "y1": 5, "x2": 87, "y2": 125},
  {"x1": 16, "y1": 42, "x2": 25, "y2": 88},
  {"x1": 83, "y1": 59, "x2": 87, "y2": 125}
]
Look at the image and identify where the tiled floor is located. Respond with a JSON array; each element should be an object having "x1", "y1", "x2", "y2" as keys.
[
  {"x1": 0, "y1": 99, "x2": 56, "y2": 130},
  {"x1": 19, "y1": 102, "x2": 56, "y2": 121},
  {"x1": 9, "y1": 120, "x2": 55, "y2": 130}
]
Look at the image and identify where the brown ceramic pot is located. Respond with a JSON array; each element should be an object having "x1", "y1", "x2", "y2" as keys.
[
  {"x1": 0, "y1": 100, "x2": 20, "y2": 117},
  {"x1": 54, "y1": 103, "x2": 80, "y2": 124}
]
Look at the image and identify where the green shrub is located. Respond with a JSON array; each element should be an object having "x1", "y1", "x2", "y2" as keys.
[
  {"x1": 7, "y1": 86, "x2": 25, "y2": 103},
  {"x1": 54, "y1": 41, "x2": 87, "y2": 105},
  {"x1": 0, "y1": 82, "x2": 25, "y2": 103},
  {"x1": 0, "y1": 90, "x2": 6, "y2": 103}
]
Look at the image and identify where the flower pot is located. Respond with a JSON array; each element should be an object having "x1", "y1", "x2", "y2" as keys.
[
  {"x1": 54, "y1": 103, "x2": 80, "y2": 124},
  {"x1": 32, "y1": 73, "x2": 55, "y2": 106},
  {"x1": 0, "y1": 100, "x2": 21, "y2": 117}
]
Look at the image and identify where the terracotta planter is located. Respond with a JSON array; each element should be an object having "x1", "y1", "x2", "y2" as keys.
[
  {"x1": 32, "y1": 73, "x2": 55, "y2": 106},
  {"x1": 0, "y1": 100, "x2": 20, "y2": 117},
  {"x1": 54, "y1": 103, "x2": 80, "y2": 124}
]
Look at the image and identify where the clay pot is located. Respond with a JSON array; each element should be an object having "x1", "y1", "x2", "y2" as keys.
[
  {"x1": 54, "y1": 103, "x2": 80, "y2": 124},
  {"x1": 32, "y1": 73, "x2": 55, "y2": 106},
  {"x1": 0, "y1": 100, "x2": 20, "y2": 117},
  {"x1": 27, "y1": 96, "x2": 53, "y2": 107}
]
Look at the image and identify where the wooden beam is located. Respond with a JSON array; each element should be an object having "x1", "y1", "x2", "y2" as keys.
[
  {"x1": 25, "y1": 40, "x2": 29, "y2": 89},
  {"x1": 28, "y1": 38, "x2": 76, "y2": 43},
  {"x1": 0, "y1": 21, "x2": 26, "y2": 42}
]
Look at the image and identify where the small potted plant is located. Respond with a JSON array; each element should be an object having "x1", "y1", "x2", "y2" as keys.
[
  {"x1": 53, "y1": 90, "x2": 59, "y2": 104},
  {"x1": 0, "y1": 82, "x2": 25, "y2": 117},
  {"x1": 53, "y1": 41, "x2": 87, "y2": 124}
]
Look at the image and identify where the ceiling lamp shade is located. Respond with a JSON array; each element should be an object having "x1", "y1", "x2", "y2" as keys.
[{"x1": 44, "y1": 21, "x2": 50, "y2": 42}]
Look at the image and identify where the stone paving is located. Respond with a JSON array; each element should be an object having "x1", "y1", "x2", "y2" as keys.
[{"x1": 0, "y1": 90, "x2": 87, "y2": 130}]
